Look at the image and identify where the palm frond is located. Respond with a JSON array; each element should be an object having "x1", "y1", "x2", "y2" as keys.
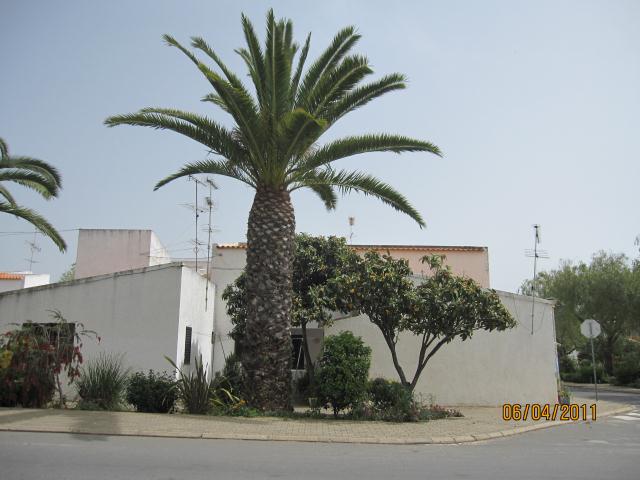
[
  {"x1": 293, "y1": 169, "x2": 425, "y2": 227},
  {"x1": 0, "y1": 184, "x2": 16, "y2": 205},
  {"x1": 0, "y1": 138, "x2": 8, "y2": 160},
  {"x1": 306, "y1": 55, "x2": 372, "y2": 115},
  {"x1": 3, "y1": 156, "x2": 63, "y2": 188},
  {"x1": 155, "y1": 159, "x2": 256, "y2": 190},
  {"x1": 290, "y1": 33, "x2": 311, "y2": 102},
  {"x1": 0, "y1": 169, "x2": 59, "y2": 198},
  {"x1": 239, "y1": 13, "x2": 267, "y2": 107},
  {"x1": 325, "y1": 73, "x2": 407, "y2": 125},
  {"x1": 298, "y1": 134, "x2": 442, "y2": 172},
  {"x1": 201, "y1": 93, "x2": 232, "y2": 114},
  {"x1": 0, "y1": 201, "x2": 66, "y2": 251},
  {"x1": 306, "y1": 182, "x2": 337, "y2": 210},
  {"x1": 104, "y1": 110, "x2": 245, "y2": 163},
  {"x1": 295, "y1": 26, "x2": 360, "y2": 108}
]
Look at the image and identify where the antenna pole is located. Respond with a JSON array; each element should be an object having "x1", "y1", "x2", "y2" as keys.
[
  {"x1": 204, "y1": 180, "x2": 215, "y2": 309},
  {"x1": 531, "y1": 224, "x2": 540, "y2": 335}
]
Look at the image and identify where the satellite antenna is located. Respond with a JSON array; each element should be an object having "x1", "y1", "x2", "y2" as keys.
[
  {"x1": 24, "y1": 229, "x2": 41, "y2": 271},
  {"x1": 348, "y1": 217, "x2": 355, "y2": 244},
  {"x1": 525, "y1": 224, "x2": 549, "y2": 335}
]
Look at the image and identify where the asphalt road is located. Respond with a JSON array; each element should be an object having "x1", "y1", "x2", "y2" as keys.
[{"x1": 1, "y1": 409, "x2": 639, "y2": 480}]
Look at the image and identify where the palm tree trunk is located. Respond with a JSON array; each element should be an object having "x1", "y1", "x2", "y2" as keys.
[{"x1": 244, "y1": 187, "x2": 295, "y2": 411}]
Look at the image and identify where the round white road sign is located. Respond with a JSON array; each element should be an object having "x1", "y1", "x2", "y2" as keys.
[{"x1": 580, "y1": 319, "x2": 601, "y2": 339}]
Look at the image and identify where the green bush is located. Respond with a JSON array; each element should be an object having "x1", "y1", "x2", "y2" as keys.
[
  {"x1": 0, "y1": 327, "x2": 56, "y2": 408},
  {"x1": 126, "y1": 370, "x2": 177, "y2": 413},
  {"x1": 315, "y1": 331, "x2": 371, "y2": 417},
  {"x1": 612, "y1": 341, "x2": 640, "y2": 386},
  {"x1": 76, "y1": 353, "x2": 130, "y2": 410},
  {"x1": 561, "y1": 362, "x2": 608, "y2": 384},
  {"x1": 211, "y1": 353, "x2": 246, "y2": 402},
  {"x1": 367, "y1": 377, "x2": 414, "y2": 421}
]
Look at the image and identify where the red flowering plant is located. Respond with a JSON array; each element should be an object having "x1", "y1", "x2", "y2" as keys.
[{"x1": 0, "y1": 310, "x2": 99, "y2": 408}]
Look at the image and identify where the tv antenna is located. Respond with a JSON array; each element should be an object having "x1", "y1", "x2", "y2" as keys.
[
  {"x1": 348, "y1": 216, "x2": 355, "y2": 244},
  {"x1": 525, "y1": 224, "x2": 549, "y2": 335},
  {"x1": 184, "y1": 175, "x2": 212, "y2": 273},
  {"x1": 24, "y1": 229, "x2": 41, "y2": 271},
  {"x1": 203, "y1": 178, "x2": 217, "y2": 308}
]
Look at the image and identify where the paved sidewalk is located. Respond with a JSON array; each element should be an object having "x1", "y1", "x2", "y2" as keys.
[{"x1": 0, "y1": 397, "x2": 632, "y2": 445}]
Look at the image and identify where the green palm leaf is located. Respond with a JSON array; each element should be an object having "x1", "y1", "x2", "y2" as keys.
[{"x1": 0, "y1": 201, "x2": 66, "y2": 252}]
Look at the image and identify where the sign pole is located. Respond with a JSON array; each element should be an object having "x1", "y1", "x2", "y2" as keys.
[{"x1": 589, "y1": 322, "x2": 598, "y2": 401}]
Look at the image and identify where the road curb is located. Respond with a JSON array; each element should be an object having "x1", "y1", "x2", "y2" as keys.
[{"x1": 0, "y1": 404, "x2": 634, "y2": 445}]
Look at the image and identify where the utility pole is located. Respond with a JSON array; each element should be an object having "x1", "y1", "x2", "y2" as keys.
[{"x1": 525, "y1": 225, "x2": 548, "y2": 335}]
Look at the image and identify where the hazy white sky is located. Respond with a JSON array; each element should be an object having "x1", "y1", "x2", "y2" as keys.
[{"x1": 1, "y1": 0, "x2": 638, "y2": 292}]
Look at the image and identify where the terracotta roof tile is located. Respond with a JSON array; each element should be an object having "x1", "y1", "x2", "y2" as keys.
[
  {"x1": 214, "y1": 243, "x2": 486, "y2": 252},
  {"x1": 0, "y1": 272, "x2": 25, "y2": 280}
]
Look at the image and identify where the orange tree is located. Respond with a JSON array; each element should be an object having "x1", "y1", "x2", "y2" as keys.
[{"x1": 332, "y1": 253, "x2": 515, "y2": 391}]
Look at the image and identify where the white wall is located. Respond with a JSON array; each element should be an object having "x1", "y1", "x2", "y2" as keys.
[
  {"x1": 0, "y1": 273, "x2": 50, "y2": 293},
  {"x1": 75, "y1": 229, "x2": 163, "y2": 279},
  {"x1": 22, "y1": 273, "x2": 50, "y2": 288},
  {"x1": 175, "y1": 266, "x2": 215, "y2": 376},
  {"x1": 210, "y1": 246, "x2": 246, "y2": 372},
  {"x1": 0, "y1": 263, "x2": 215, "y2": 394},
  {"x1": 326, "y1": 291, "x2": 558, "y2": 406}
]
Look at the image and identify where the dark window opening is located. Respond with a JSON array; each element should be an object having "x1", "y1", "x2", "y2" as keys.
[
  {"x1": 291, "y1": 334, "x2": 305, "y2": 370},
  {"x1": 184, "y1": 327, "x2": 192, "y2": 365}
]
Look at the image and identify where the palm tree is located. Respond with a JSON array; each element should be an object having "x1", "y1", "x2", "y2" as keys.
[
  {"x1": 0, "y1": 138, "x2": 66, "y2": 252},
  {"x1": 105, "y1": 10, "x2": 441, "y2": 411}
]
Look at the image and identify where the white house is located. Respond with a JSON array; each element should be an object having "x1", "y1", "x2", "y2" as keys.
[{"x1": 0, "y1": 229, "x2": 558, "y2": 405}]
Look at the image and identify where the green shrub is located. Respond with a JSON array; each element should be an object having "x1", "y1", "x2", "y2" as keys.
[
  {"x1": 76, "y1": 353, "x2": 130, "y2": 410},
  {"x1": 166, "y1": 355, "x2": 211, "y2": 414},
  {"x1": 315, "y1": 331, "x2": 371, "y2": 417},
  {"x1": 561, "y1": 362, "x2": 608, "y2": 384},
  {"x1": 211, "y1": 353, "x2": 247, "y2": 402},
  {"x1": 126, "y1": 370, "x2": 177, "y2": 413},
  {"x1": 367, "y1": 377, "x2": 414, "y2": 421},
  {"x1": 0, "y1": 327, "x2": 56, "y2": 408},
  {"x1": 612, "y1": 341, "x2": 640, "y2": 386}
]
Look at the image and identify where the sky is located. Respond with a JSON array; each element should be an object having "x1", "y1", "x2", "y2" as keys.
[{"x1": 1, "y1": 0, "x2": 638, "y2": 292}]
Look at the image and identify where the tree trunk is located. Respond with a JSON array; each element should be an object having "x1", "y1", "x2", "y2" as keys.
[{"x1": 244, "y1": 187, "x2": 295, "y2": 411}]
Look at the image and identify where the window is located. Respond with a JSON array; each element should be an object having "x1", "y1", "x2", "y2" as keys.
[
  {"x1": 291, "y1": 334, "x2": 305, "y2": 370},
  {"x1": 184, "y1": 327, "x2": 192, "y2": 365}
]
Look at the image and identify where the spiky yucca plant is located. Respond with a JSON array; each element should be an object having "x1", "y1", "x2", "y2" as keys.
[
  {"x1": 105, "y1": 10, "x2": 440, "y2": 410},
  {"x1": 0, "y1": 138, "x2": 66, "y2": 251}
]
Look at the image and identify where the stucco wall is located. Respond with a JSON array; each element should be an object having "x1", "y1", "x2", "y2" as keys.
[
  {"x1": 325, "y1": 291, "x2": 558, "y2": 406},
  {"x1": 210, "y1": 246, "x2": 246, "y2": 372},
  {"x1": 75, "y1": 229, "x2": 166, "y2": 279},
  {"x1": 0, "y1": 263, "x2": 214, "y2": 394},
  {"x1": 176, "y1": 266, "x2": 215, "y2": 376},
  {"x1": 354, "y1": 246, "x2": 490, "y2": 287}
]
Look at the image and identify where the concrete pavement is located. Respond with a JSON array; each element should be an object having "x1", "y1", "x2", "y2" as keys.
[{"x1": 0, "y1": 397, "x2": 632, "y2": 445}]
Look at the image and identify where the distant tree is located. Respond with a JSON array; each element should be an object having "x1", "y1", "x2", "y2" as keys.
[
  {"x1": 0, "y1": 138, "x2": 66, "y2": 251},
  {"x1": 332, "y1": 253, "x2": 515, "y2": 391},
  {"x1": 223, "y1": 234, "x2": 357, "y2": 380},
  {"x1": 521, "y1": 252, "x2": 639, "y2": 375},
  {"x1": 58, "y1": 263, "x2": 75, "y2": 282}
]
